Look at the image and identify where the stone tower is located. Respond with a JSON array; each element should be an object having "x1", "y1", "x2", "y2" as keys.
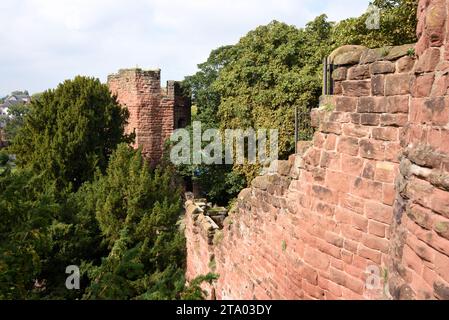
[{"x1": 107, "y1": 68, "x2": 191, "y2": 167}]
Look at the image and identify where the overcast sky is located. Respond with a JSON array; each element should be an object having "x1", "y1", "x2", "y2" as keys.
[{"x1": 0, "y1": 0, "x2": 371, "y2": 96}]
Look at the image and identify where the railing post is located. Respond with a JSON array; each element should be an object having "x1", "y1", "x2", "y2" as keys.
[
  {"x1": 323, "y1": 57, "x2": 328, "y2": 96},
  {"x1": 295, "y1": 105, "x2": 298, "y2": 154},
  {"x1": 328, "y1": 57, "x2": 334, "y2": 95}
]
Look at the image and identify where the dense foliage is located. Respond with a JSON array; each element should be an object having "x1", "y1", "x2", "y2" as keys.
[
  {"x1": 80, "y1": 144, "x2": 186, "y2": 299},
  {"x1": 0, "y1": 77, "x2": 209, "y2": 300},
  {"x1": 177, "y1": 46, "x2": 247, "y2": 205},
  {"x1": 0, "y1": 170, "x2": 57, "y2": 299},
  {"x1": 10, "y1": 77, "x2": 133, "y2": 193},
  {"x1": 0, "y1": 102, "x2": 31, "y2": 142},
  {"x1": 332, "y1": 0, "x2": 417, "y2": 48}
]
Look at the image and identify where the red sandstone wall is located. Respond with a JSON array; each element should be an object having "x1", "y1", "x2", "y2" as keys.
[
  {"x1": 185, "y1": 0, "x2": 449, "y2": 300},
  {"x1": 388, "y1": 0, "x2": 449, "y2": 300},
  {"x1": 107, "y1": 69, "x2": 191, "y2": 167}
]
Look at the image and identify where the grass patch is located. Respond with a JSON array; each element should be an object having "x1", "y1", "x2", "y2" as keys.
[
  {"x1": 208, "y1": 257, "x2": 216, "y2": 272},
  {"x1": 213, "y1": 230, "x2": 224, "y2": 246}
]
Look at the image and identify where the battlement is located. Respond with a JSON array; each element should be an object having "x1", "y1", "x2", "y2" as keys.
[
  {"x1": 108, "y1": 68, "x2": 191, "y2": 166},
  {"x1": 108, "y1": 67, "x2": 161, "y2": 79}
]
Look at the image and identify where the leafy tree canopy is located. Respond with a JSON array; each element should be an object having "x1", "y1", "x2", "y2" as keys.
[
  {"x1": 332, "y1": 0, "x2": 417, "y2": 48},
  {"x1": 10, "y1": 76, "x2": 133, "y2": 193},
  {"x1": 0, "y1": 102, "x2": 31, "y2": 141}
]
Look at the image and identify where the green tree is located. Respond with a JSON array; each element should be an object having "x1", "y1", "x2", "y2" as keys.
[
  {"x1": 0, "y1": 170, "x2": 59, "y2": 299},
  {"x1": 179, "y1": 273, "x2": 218, "y2": 300},
  {"x1": 1, "y1": 102, "x2": 31, "y2": 141},
  {"x1": 214, "y1": 18, "x2": 333, "y2": 182},
  {"x1": 79, "y1": 144, "x2": 186, "y2": 300},
  {"x1": 178, "y1": 46, "x2": 246, "y2": 205},
  {"x1": 184, "y1": 45, "x2": 236, "y2": 127},
  {"x1": 331, "y1": 0, "x2": 417, "y2": 48},
  {"x1": 10, "y1": 76, "x2": 133, "y2": 193},
  {"x1": 0, "y1": 150, "x2": 9, "y2": 166}
]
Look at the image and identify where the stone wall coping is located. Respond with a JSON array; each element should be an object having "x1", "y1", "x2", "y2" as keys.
[{"x1": 330, "y1": 43, "x2": 416, "y2": 66}]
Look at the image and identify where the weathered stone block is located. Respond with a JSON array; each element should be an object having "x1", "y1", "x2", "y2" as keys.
[
  {"x1": 415, "y1": 47, "x2": 441, "y2": 73},
  {"x1": 348, "y1": 65, "x2": 371, "y2": 80},
  {"x1": 373, "y1": 127, "x2": 399, "y2": 141},
  {"x1": 429, "y1": 170, "x2": 449, "y2": 191},
  {"x1": 425, "y1": 0, "x2": 447, "y2": 47},
  {"x1": 326, "y1": 170, "x2": 352, "y2": 193},
  {"x1": 380, "y1": 114, "x2": 409, "y2": 127},
  {"x1": 365, "y1": 201, "x2": 394, "y2": 224},
  {"x1": 358, "y1": 245, "x2": 382, "y2": 264},
  {"x1": 386, "y1": 95, "x2": 410, "y2": 114},
  {"x1": 431, "y1": 188, "x2": 449, "y2": 218},
  {"x1": 434, "y1": 281, "x2": 449, "y2": 300},
  {"x1": 330, "y1": 45, "x2": 367, "y2": 65},
  {"x1": 341, "y1": 154, "x2": 364, "y2": 176},
  {"x1": 384, "y1": 44, "x2": 415, "y2": 60},
  {"x1": 424, "y1": 97, "x2": 449, "y2": 126},
  {"x1": 371, "y1": 74, "x2": 385, "y2": 96},
  {"x1": 385, "y1": 142, "x2": 402, "y2": 163},
  {"x1": 332, "y1": 67, "x2": 348, "y2": 81},
  {"x1": 311, "y1": 108, "x2": 326, "y2": 127},
  {"x1": 357, "y1": 96, "x2": 386, "y2": 113},
  {"x1": 334, "y1": 81, "x2": 343, "y2": 95},
  {"x1": 383, "y1": 183, "x2": 395, "y2": 206},
  {"x1": 370, "y1": 61, "x2": 396, "y2": 74},
  {"x1": 337, "y1": 136, "x2": 360, "y2": 156},
  {"x1": 406, "y1": 144, "x2": 443, "y2": 168},
  {"x1": 431, "y1": 74, "x2": 449, "y2": 96},
  {"x1": 320, "y1": 151, "x2": 341, "y2": 170},
  {"x1": 396, "y1": 56, "x2": 416, "y2": 73},
  {"x1": 412, "y1": 73, "x2": 435, "y2": 97},
  {"x1": 360, "y1": 47, "x2": 389, "y2": 64},
  {"x1": 311, "y1": 184, "x2": 338, "y2": 204},
  {"x1": 385, "y1": 74, "x2": 412, "y2": 96},
  {"x1": 360, "y1": 113, "x2": 381, "y2": 126},
  {"x1": 321, "y1": 121, "x2": 342, "y2": 135},
  {"x1": 375, "y1": 161, "x2": 397, "y2": 183},
  {"x1": 350, "y1": 113, "x2": 361, "y2": 124},
  {"x1": 251, "y1": 175, "x2": 280, "y2": 191},
  {"x1": 324, "y1": 134, "x2": 338, "y2": 150},
  {"x1": 352, "y1": 178, "x2": 383, "y2": 201},
  {"x1": 342, "y1": 123, "x2": 370, "y2": 138},
  {"x1": 335, "y1": 96, "x2": 357, "y2": 112},
  {"x1": 329, "y1": 112, "x2": 351, "y2": 123},
  {"x1": 433, "y1": 220, "x2": 449, "y2": 240},
  {"x1": 362, "y1": 161, "x2": 376, "y2": 179},
  {"x1": 341, "y1": 80, "x2": 371, "y2": 96},
  {"x1": 360, "y1": 139, "x2": 385, "y2": 160}
]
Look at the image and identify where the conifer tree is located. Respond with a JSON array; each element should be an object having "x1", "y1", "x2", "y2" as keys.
[
  {"x1": 10, "y1": 76, "x2": 132, "y2": 193},
  {"x1": 79, "y1": 144, "x2": 186, "y2": 300}
]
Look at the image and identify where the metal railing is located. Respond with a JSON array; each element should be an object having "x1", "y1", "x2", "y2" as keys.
[
  {"x1": 294, "y1": 105, "x2": 313, "y2": 153},
  {"x1": 323, "y1": 57, "x2": 334, "y2": 96},
  {"x1": 293, "y1": 57, "x2": 334, "y2": 153}
]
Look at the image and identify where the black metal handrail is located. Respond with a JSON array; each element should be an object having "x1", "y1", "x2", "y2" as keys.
[
  {"x1": 323, "y1": 57, "x2": 334, "y2": 96},
  {"x1": 294, "y1": 106, "x2": 313, "y2": 153}
]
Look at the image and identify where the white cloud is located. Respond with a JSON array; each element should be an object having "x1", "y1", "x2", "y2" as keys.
[{"x1": 0, "y1": 0, "x2": 370, "y2": 96}]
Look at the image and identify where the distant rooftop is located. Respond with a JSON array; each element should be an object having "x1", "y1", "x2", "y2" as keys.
[{"x1": 0, "y1": 90, "x2": 31, "y2": 113}]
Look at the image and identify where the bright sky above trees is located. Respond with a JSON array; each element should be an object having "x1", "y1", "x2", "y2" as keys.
[{"x1": 0, "y1": 0, "x2": 370, "y2": 95}]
